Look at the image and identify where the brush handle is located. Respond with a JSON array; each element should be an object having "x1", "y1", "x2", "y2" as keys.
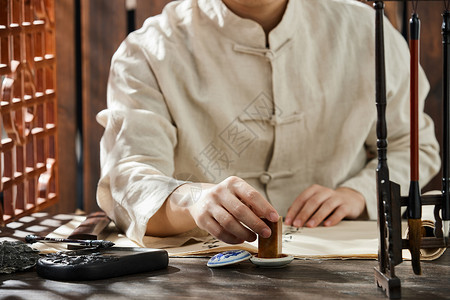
[
  {"x1": 407, "y1": 13, "x2": 422, "y2": 220},
  {"x1": 410, "y1": 13, "x2": 420, "y2": 183},
  {"x1": 408, "y1": 14, "x2": 422, "y2": 272}
]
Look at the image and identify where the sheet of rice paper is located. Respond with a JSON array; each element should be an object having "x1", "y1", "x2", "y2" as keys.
[{"x1": 34, "y1": 214, "x2": 445, "y2": 260}]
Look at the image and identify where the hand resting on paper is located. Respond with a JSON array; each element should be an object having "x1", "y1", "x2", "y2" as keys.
[
  {"x1": 284, "y1": 185, "x2": 366, "y2": 228},
  {"x1": 146, "y1": 176, "x2": 280, "y2": 244}
]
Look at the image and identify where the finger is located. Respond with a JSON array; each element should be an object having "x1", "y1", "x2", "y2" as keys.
[
  {"x1": 212, "y1": 204, "x2": 257, "y2": 242},
  {"x1": 304, "y1": 198, "x2": 341, "y2": 228},
  {"x1": 285, "y1": 198, "x2": 307, "y2": 226},
  {"x1": 292, "y1": 190, "x2": 332, "y2": 227},
  {"x1": 285, "y1": 185, "x2": 321, "y2": 225},
  {"x1": 285, "y1": 199, "x2": 306, "y2": 226},
  {"x1": 323, "y1": 206, "x2": 347, "y2": 227},
  {"x1": 221, "y1": 195, "x2": 272, "y2": 239},
  {"x1": 226, "y1": 176, "x2": 279, "y2": 222},
  {"x1": 200, "y1": 216, "x2": 245, "y2": 244}
]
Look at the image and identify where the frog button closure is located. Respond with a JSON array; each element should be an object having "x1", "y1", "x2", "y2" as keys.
[{"x1": 259, "y1": 172, "x2": 272, "y2": 185}]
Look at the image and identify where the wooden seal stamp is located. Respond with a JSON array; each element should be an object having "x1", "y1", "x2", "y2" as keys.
[{"x1": 258, "y1": 216, "x2": 282, "y2": 258}]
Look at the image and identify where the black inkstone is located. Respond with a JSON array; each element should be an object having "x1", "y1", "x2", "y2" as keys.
[
  {"x1": 36, "y1": 247, "x2": 168, "y2": 281},
  {"x1": 0, "y1": 241, "x2": 40, "y2": 274}
]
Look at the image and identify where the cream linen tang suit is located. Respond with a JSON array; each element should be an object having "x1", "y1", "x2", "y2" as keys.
[{"x1": 96, "y1": 0, "x2": 440, "y2": 245}]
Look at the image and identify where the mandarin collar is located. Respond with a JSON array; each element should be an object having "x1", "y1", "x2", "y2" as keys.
[{"x1": 197, "y1": 0, "x2": 296, "y2": 51}]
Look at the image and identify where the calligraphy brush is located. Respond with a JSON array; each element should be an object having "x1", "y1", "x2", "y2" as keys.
[
  {"x1": 408, "y1": 12, "x2": 422, "y2": 275},
  {"x1": 25, "y1": 234, "x2": 115, "y2": 249},
  {"x1": 442, "y1": 10, "x2": 450, "y2": 243}
]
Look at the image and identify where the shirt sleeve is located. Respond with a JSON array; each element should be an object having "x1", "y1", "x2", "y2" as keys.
[
  {"x1": 96, "y1": 35, "x2": 187, "y2": 246},
  {"x1": 339, "y1": 17, "x2": 441, "y2": 220}
]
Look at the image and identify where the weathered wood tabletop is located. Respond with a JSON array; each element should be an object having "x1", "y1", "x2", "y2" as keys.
[{"x1": 1, "y1": 213, "x2": 449, "y2": 299}]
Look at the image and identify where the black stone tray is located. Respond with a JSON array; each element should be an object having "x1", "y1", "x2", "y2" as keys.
[{"x1": 36, "y1": 247, "x2": 168, "y2": 281}]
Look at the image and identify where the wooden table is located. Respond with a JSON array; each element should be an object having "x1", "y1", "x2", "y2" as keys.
[{"x1": 1, "y1": 213, "x2": 449, "y2": 299}]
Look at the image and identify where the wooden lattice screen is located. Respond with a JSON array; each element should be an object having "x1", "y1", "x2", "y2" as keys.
[{"x1": 0, "y1": 0, "x2": 58, "y2": 225}]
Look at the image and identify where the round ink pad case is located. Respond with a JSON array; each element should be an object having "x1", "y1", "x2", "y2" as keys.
[
  {"x1": 207, "y1": 250, "x2": 252, "y2": 267},
  {"x1": 250, "y1": 254, "x2": 294, "y2": 268}
]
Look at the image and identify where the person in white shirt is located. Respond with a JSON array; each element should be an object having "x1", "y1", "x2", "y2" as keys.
[{"x1": 97, "y1": 0, "x2": 440, "y2": 246}]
